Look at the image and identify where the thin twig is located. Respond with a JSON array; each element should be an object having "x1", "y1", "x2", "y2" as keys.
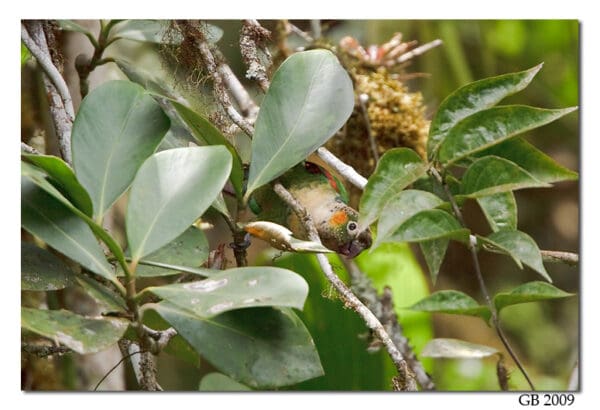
[
  {"x1": 273, "y1": 182, "x2": 417, "y2": 391},
  {"x1": 317, "y1": 147, "x2": 368, "y2": 190},
  {"x1": 22, "y1": 342, "x2": 71, "y2": 357},
  {"x1": 21, "y1": 142, "x2": 40, "y2": 155},
  {"x1": 429, "y1": 166, "x2": 536, "y2": 391},
  {"x1": 22, "y1": 22, "x2": 74, "y2": 164},
  {"x1": 310, "y1": 20, "x2": 322, "y2": 39},
  {"x1": 358, "y1": 93, "x2": 380, "y2": 163},
  {"x1": 396, "y1": 39, "x2": 443, "y2": 64},
  {"x1": 94, "y1": 347, "x2": 143, "y2": 391},
  {"x1": 240, "y1": 19, "x2": 272, "y2": 92},
  {"x1": 341, "y1": 258, "x2": 435, "y2": 390},
  {"x1": 541, "y1": 250, "x2": 579, "y2": 266}
]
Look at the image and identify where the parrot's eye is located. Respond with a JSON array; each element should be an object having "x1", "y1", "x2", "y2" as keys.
[{"x1": 347, "y1": 222, "x2": 358, "y2": 232}]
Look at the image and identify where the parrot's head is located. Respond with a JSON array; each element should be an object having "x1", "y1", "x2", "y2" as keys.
[{"x1": 319, "y1": 206, "x2": 372, "y2": 258}]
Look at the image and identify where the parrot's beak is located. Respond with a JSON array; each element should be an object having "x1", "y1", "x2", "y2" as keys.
[{"x1": 339, "y1": 229, "x2": 372, "y2": 258}]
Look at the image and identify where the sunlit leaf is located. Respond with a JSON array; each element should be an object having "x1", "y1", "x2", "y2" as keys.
[
  {"x1": 408, "y1": 290, "x2": 491, "y2": 322},
  {"x1": 199, "y1": 373, "x2": 251, "y2": 391},
  {"x1": 477, "y1": 192, "x2": 518, "y2": 232},
  {"x1": 21, "y1": 242, "x2": 75, "y2": 291},
  {"x1": 384, "y1": 209, "x2": 469, "y2": 244},
  {"x1": 245, "y1": 50, "x2": 354, "y2": 200},
  {"x1": 419, "y1": 239, "x2": 449, "y2": 284},
  {"x1": 421, "y1": 338, "x2": 499, "y2": 359},
  {"x1": 494, "y1": 281, "x2": 574, "y2": 312}
]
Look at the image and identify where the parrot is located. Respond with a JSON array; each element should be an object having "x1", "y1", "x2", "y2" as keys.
[{"x1": 248, "y1": 161, "x2": 372, "y2": 258}]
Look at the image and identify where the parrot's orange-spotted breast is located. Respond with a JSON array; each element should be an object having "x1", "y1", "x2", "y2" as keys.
[{"x1": 329, "y1": 210, "x2": 349, "y2": 226}]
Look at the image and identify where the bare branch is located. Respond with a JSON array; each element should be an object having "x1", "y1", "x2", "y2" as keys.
[
  {"x1": 22, "y1": 21, "x2": 74, "y2": 164},
  {"x1": 317, "y1": 147, "x2": 368, "y2": 190},
  {"x1": 541, "y1": 250, "x2": 579, "y2": 266},
  {"x1": 396, "y1": 39, "x2": 443, "y2": 64},
  {"x1": 21, "y1": 142, "x2": 40, "y2": 155},
  {"x1": 273, "y1": 182, "x2": 417, "y2": 391},
  {"x1": 22, "y1": 342, "x2": 71, "y2": 357},
  {"x1": 240, "y1": 19, "x2": 272, "y2": 92}
]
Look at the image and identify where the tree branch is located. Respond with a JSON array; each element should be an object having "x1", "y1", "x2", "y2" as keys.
[
  {"x1": 273, "y1": 182, "x2": 417, "y2": 391},
  {"x1": 21, "y1": 142, "x2": 40, "y2": 155},
  {"x1": 240, "y1": 19, "x2": 272, "y2": 92},
  {"x1": 22, "y1": 21, "x2": 74, "y2": 164},
  {"x1": 541, "y1": 250, "x2": 579, "y2": 266},
  {"x1": 21, "y1": 342, "x2": 71, "y2": 357},
  {"x1": 317, "y1": 147, "x2": 368, "y2": 189}
]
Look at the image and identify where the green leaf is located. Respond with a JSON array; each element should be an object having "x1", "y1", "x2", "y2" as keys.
[
  {"x1": 477, "y1": 192, "x2": 518, "y2": 232},
  {"x1": 148, "y1": 303, "x2": 324, "y2": 388},
  {"x1": 211, "y1": 192, "x2": 231, "y2": 219},
  {"x1": 170, "y1": 101, "x2": 244, "y2": 200},
  {"x1": 199, "y1": 373, "x2": 252, "y2": 391},
  {"x1": 421, "y1": 338, "x2": 499, "y2": 359},
  {"x1": 494, "y1": 281, "x2": 574, "y2": 312},
  {"x1": 385, "y1": 209, "x2": 470, "y2": 244},
  {"x1": 409, "y1": 290, "x2": 491, "y2": 322},
  {"x1": 475, "y1": 137, "x2": 578, "y2": 183},
  {"x1": 126, "y1": 146, "x2": 232, "y2": 261},
  {"x1": 428, "y1": 64, "x2": 542, "y2": 157},
  {"x1": 131, "y1": 226, "x2": 209, "y2": 277},
  {"x1": 419, "y1": 239, "x2": 449, "y2": 284},
  {"x1": 374, "y1": 189, "x2": 444, "y2": 248},
  {"x1": 115, "y1": 59, "x2": 181, "y2": 100},
  {"x1": 75, "y1": 275, "x2": 128, "y2": 312},
  {"x1": 437, "y1": 105, "x2": 577, "y2": 164},
  {"x1": 245, "y1": 50, "x2": 354, "y2": 200},
  {"x1": 21, "y1": 42, "x2": 31, "y2": 65},
  {"x1": 21, "y1": 242, "x2": 75, "y2": 291},
  {"x1": 21, "y1": 307, "x2": 128, "y2": 354},
  {"x1": 21, "y1": 177, "x2": 117, "y2": 284},
  {"x1": 461, "y1": 156, "x2": 550, "y2": 197},
  {"x1": 71, "y1": 80, "x2": 170, "y2": 221},
  {"x1": 480, "y1": 230, "x2": 551, "y2": 282},
  {"x1": 56, "y1": 19, "x2": 94, "y2": 36},
  {"x1": 22, "y1": 154, "x2": 93, "y2": 216},
  {"x1": 359, "y1": 148, "x2": 428, "y2": 227},
  {"x1": 146, "y1": 266, "x2": 309, "y2": 317}
]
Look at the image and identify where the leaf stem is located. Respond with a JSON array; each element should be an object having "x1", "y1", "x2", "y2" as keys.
[{"x1": 429, "y1": 165, "x2": 536, "y2": 390}]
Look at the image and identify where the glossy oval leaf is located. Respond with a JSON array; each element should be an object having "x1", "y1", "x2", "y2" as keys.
[
  {"x1": 461, "y1": 156, "x2": 550, "y2": 198},
  {"x1": 421, "y1": 338, "x2": 499, "y2": 359},
  {"x1": 477, "y1": 191, "x2": 518, "y2": 232},
  {"x1": 408, "y1": 290, "x2": 491, "y2": 322},
  {"x1": 419, "y1": 238, "x2": 449, "y2": 284},
  {"x1": 21, "y1": 307, "x2": 128, "y2": 354},
  {"x1": 21, "y1": 242, "x2": 75, "y2": 291},
  {"x1": 22, "y1": 154, "x2": 93, "y2": 216},
  {"x1": 170, "y1": 101, "x2": 244, "y2": 199},
  {"x1": 428, "y1": 64, "x2": 543, "y2": 157},
  {"x1": 385, "y1": 209, "x2": 470, "y2": 244},
  {"x1": 126, "y1": 146, "x2": 232, "y2": 261},
  {"x1": 437, "y1": 105, "x2": 577, "y2": 164},
  {"x1": 21, "y1": 177, "x2": 117, "y2": 284},
  {"x1": 359, "y1": 148, "x2": 428, "y2": 227},
  {"x1": 375, "y1": 189, "x2": 445, "y2": 248},
  {"x1": 148, "y1": 303, "x2": 324, "y2": 388},
  {"x1": 72, "y1": 80, "x2": 170, "y2": 220},
  {"x1": 245, "y1": 50, "x2": 354, "y2": 200},
  {"x1": 131, "y1": 226, "x2": 209, "y2": 277},
  {"x1": 481, "y1": 230, "x2": 551, "y2": 282},
  {"x1": 494, "y1": 281, "x2": 574, "y2": 312},
  {"x1": 146, "y1": 266, "x2": 309, "y2": 317},
  {"x1": 199, "y1": 373, "x2": 251, "y2": 391},
  {"x1": 475, "y1": 137, "x2": 578, "y2": 183}
]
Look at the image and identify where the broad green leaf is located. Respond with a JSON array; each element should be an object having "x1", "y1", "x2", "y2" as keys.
[
  {"x1": 22, "y1": 154, "x2": 93, "y2": 216},
  {"x1": 199, "y1": 373, "x2": 251, "y2": 391},
  {"x1": 408, "y1": 290, "x2": 491, "y2": 322},
  {"x1": 115, "y1": 59, "x2": 181, "y2": 100},
  {"x1": 419, "y1": 239, "x2": 449, "y2": 284},
  {"x1": 75, "y1": 275, "x2": 128, "y2": 312},
  {"x1": 477, "y1": 192, "x2": 518, "y2": 232},
  {"x1": 421, "y1": 338, "x2": 499, "y2": 359},
  {"x1": 494, "y1": 281, "x2": 574, "y2": 312},
  {"x1": 171, "y1": 101, "x2": 244, "y2": 199},
  {"x1": 437, "y1": 105, "x2": 577, "y2": 164},
  {"x1": 21, "y1": 307, "x2": 128, "y2": 354},
  {"x1": 126, "y1": 146, "x2": 232, "y2": 261},
  {"x1": 245, "y1": 50, "x2": 354, "y2": 200},
  {"x1": 21, "y1": 242, "x2": 75, "y2": 291},
  {"x1": 146, "y1": 266, "x2": 309, "y2": 317},
  {"x1": 359, "y1": 148, "x2": 428, "y2": 227},
  {"x1": 461, "y1": 156, "x2": 550, "y2": 197},
  {"x1": 480, "y1": 230, "x2": 551, "y2": 282},
  {"x1": 22, "y1": 163, "x2": 128, "y2": 284},
  {"x1": 129, "y1": 226, "x2": 209, "y2": 277},
  {"x1": 211, "y1": 192, "x2": 231, "y2": 219},
  {"x1": 56, "y1": 20, "x2": 96, "y2": 45},
  {"x1": 385, "y1": 209, "x2": 470, "y2": 244},
  {"x1": 21, "y1": 177, "x2": 117, "y2": 284},
  {"x1": 374, "y1": 189, "x2": 444, "y2": 248},
  {"x1": 475, "y1": 137, "x2": 578, "y2": 183},
  {"x1": 428, "y1": 64, "x2": 542, "y2": 157},
  {"x1": 71, "y1": 80, "x2": 170, "y2": 220},
  {"x1": 148, "y1": 303, "x2": 324, "y2": 388}
]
